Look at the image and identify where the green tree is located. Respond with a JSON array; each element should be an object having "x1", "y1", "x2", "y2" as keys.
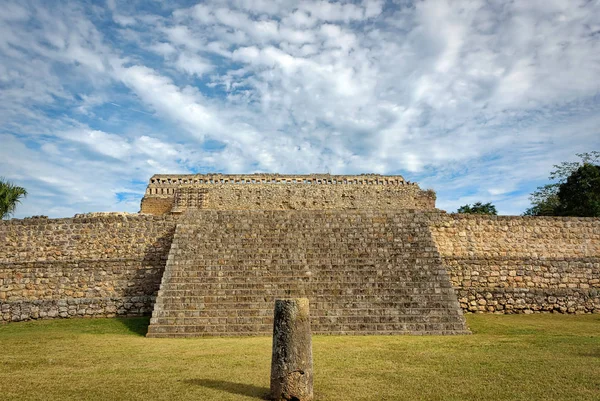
[
  {"x1": 524, "y1": 151, "x2": 600, "y2": 216},
  {"x1": 0, "y1": 178, "x2": 27, "y2": 219},
  {"x1": 456, "y1": 202, "x2": 498, "y2": 215},
  {"x1": 522, "y1": 185, "x2": 560, "y2": 216},
  {"x1": 554, "y1": 164, "x2": 600, "y2": 217}
]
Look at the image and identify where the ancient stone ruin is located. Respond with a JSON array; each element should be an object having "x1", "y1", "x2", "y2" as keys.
[
  {"x1": 1, "y1": 173, "x2": 599, "y2": 336},
  {"x1": 140, "y1": 173, "x2": 436, "y2": 214}
]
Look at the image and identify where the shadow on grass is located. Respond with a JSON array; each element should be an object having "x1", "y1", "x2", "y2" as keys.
[
  {"x1": 115, "y1": 316, "x2": 151, "y2": 336},
  {"x1": 186, "y1": 379, "x2": 270, "y2": 400},
  {"x1": 579, "y1": 350, "x2": 600, "y2": 358}
]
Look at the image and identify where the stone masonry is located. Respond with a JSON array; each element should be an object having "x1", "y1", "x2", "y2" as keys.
[
  {"x1": 0, "y1": 214, "x2": 176, "y2": 322},
  {"x1": 146, "y1": 210, "x2": 469, "y2": 337},
  {"x1": 431, "y1": 214, "x2": 600, "y2": 314},
  {"x1": 1, "y1": 174, "x2": 599, "y2": 331},
  {"x1": 140, "y1": 173, "x2": 436, "y2": 214}
]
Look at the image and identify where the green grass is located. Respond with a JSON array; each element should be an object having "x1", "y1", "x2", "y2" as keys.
[{"x1": 0, "y1": 314, "x2": 599, "y2": 401}]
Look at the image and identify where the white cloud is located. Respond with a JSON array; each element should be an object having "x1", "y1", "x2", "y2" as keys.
[
  {"x1": 148, "y1": 42, "x2": 176, "y2": 56},
  {"x1": 296, "y1": 1, "x2": 374, "y2": 23},
  {"x1": 163, "y1": 25, "x2": 204, "y2": 51},
  {"x1": 0, "y1": 2, "x2": 29, "y2": 22},
  {"x1": 174, "y1": 53, "x2": 213, "y2": 76},
  {"x1": 57, "y1": 129, "x2": 132, "y2": 159},
  {"x1": 113, "y1": 14, "x2": 136, "y2": 26},
  {"x1": 115, "y1": 64, "x2": 222, "y2": 139}
]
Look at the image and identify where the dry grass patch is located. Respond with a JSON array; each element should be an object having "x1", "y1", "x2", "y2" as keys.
[{"x1": 0, "y1": 314, "x2": 599, "y2": 400}]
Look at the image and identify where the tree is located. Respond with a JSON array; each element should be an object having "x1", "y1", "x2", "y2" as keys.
[
  {"x1": 554, "y1": 164, "x2": 600, "y2": 217},
  {"x1": 0, "y1": 178, "x2": 27, "y2": 219},
  {"x1": 456, "y1": 202, "x2": 498, "y2": 215},
  {"x1": 524, "y1": 151, "x2": 600, "y2": 216},
  {"x1": 522, "y1": 185, "x2": 560, "y2": 216}
]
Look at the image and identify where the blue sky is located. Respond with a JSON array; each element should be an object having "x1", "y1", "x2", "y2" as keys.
[{"x1": 1, "y1": 0, "x2": 599, "y2": 218}]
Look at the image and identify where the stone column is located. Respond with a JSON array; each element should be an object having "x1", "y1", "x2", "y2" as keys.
[{"x1": 270, "y1": 298, "x2": 313, "y2": 401}]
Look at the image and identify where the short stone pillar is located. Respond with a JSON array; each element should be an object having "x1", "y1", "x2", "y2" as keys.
[{"x1": 270, "y1": 298, "x2": 313, "y2": 401}]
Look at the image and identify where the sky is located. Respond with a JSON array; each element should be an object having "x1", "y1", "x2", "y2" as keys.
[{"x1": 1, "y1": 0, "x2": 599, "y2": 218}]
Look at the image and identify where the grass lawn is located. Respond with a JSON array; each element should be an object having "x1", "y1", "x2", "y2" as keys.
[{"x1": 0, "y1": 314, "x2": 599, "y2": 401}]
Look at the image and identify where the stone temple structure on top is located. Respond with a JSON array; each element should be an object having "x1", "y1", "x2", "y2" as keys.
[{"x1": 140, "y1": 173, "x2": 436, "y2": 215}]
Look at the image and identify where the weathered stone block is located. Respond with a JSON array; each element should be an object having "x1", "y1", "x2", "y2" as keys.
[{"x1": 270, "y1": 299, "x2": 313, "y2": 401}]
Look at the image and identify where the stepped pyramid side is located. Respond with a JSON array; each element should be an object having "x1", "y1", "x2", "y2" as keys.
[{"x1": 146, "y1": 210, "x2": 469, "y2": 337}]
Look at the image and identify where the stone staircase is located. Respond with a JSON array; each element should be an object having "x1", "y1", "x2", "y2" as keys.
[{"x1": 146, "y1": 210, "x2": 469, "y2": 337}]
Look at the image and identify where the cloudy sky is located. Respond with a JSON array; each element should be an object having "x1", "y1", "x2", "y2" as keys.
[{"x1": 1, "y1": 0, "x2": 599, "y2": 218}]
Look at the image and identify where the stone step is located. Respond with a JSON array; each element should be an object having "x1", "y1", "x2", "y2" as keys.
[
  {"x1": 158, "y1": 283, "x2": 453, "y2": 291},
  {"x1": 147, "y1": 330, "x2": 472, "y2": 338},
  {"x1": 164, "y1": 262, "x2": 444, "y2": 269},
  {"x1": 156, "y1": 288, "x2": 457, "y2": 297},
  {"x1": 147, "y1": 324, "x2": 471, "y2": 336},
  {"x1": 149, "y1": 318, "x2": 464, "y2": 330},
  {"x1": 148, "y1": 322, "x2": 471, "y2": 330},
  {"x1": 161, "y1": 276, "x2": 454, "y2": 285},
  {"x1": 161, "y1": 273, "x2": 450, "y2": 281},
  {"x1": 154, "y1": 302, "x2": 459, "y2": 317},
  {"x1": 151, "y1": 311, "x2": 464, "y2": 321},
  {"x1": 158, "y1": 282, "x2": 453, "y2": 290},
  {"x1": 147, "y1": 210, "x2": 470, "y2": 337},
  {"x1": 151, "y1": 308, "x2": 464, "y2": 318},
  {"x1": 152, "y1": 301, "x2": 461, "y2": 310},
  {"x1": 152, "y1": 302, "x2": 464, "y2": 312},
  {"x1": 153, "y1": 295, "x2": 458, "y2": 303}
]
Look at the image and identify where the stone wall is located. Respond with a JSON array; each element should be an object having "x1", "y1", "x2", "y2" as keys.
[
  {"x1": 140, "y1": 174, "x2": 436, "y2": 214},
  {"x1": 0, "y1": 214, "x2": 177, "y2": 322},
  {"x1": 430, "y1": 214, "x2": 600, "y2": 314},
  {"x1": 2, "y1": 206, "x2": 599, "y2": 326},
  {"x1": 140, "y1": 197, "x2": 174, "y2": 215}
]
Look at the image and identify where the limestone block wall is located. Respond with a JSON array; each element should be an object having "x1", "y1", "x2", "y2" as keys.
[
  {"x1": 140, "y1": 174, "x2": 436, "y2": 214},
  {"x1": 140, "y1": 197, "x2": 173, "y2": 215},
  {"x1": 430, "y1": 215, "x2": 600, "y2": 314},
  {"x1": 4, "y1": 202, "x2": 598, "y2": 326},
  {"x1": 0, "y1": 214, "x2": 177, "y2": 322}
]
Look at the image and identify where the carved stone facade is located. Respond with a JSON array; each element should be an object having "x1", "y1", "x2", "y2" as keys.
[{"x1": 140, "y1": 174, "x2": 436, "y2": 214}]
